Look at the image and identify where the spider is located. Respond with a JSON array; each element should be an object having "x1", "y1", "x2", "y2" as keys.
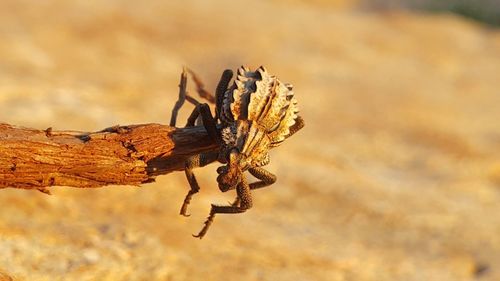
[{"x1": 170, "y1": 66, "x2": 304, "y2": 238}]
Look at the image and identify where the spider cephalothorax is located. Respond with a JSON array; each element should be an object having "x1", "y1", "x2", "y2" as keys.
[{"x1": 170, "y1": 66, "x2": 304, "y2": 238}]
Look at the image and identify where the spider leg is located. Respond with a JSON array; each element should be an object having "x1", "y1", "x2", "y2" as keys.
[
  {"x1": 179, "y1": 104, "x2": 221, "y2": 217},
  {"x1": 169, "y1": 68, "x2": 210, "y2": 127},
  {"x1": 248, "y1": 167, "x2": 277, "y2": 190},
  {"x1": 179, "y1": 104, "x2": 221, "y2": 216},
  {"x1": 193, "y1": 177, "x2": 253, "y2": 239},
  {"x1": 185, "y1": 103, "x2": 220, "y2": 144},
  {"x1": 170, "y1": 68, "x2": 233, "y2": 127},
  {"x1": 187, "y1": 68, "x2": 216, "y2": 104},
  {"x1": 180, "y1": 151, "x2": 219, "y2": 216},
  {"x1": 169, "y1": 68, "x2": 188, "y2": 127},
  {"x1": 227, "y1": 167, "x2": 276, "y2": 206},
  {"x1": 214, "y1": 69, "x2": 233, "y2": 121}
]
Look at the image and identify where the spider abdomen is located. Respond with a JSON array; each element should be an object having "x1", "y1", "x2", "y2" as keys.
[
  {"x1": 221, "y1": 120, "x2": 270, "y2": 167},
  {"x1": 220, "y1": 66, "x2": 300, "y2": 149}
]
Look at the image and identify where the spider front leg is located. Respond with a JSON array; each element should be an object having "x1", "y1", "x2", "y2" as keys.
[
  {"x1": 248, "y1": 167, "x2": 277, "y2": 190},
  {"x1": 186, "y1": 68, "x2": 233, "y2": 124},
  {"x1": 181, "y1": 151, "x2": 219, "y2": 216},
  {"x1": 188, "y1": 68, "x2": 233, "y2": 108},
  {"x1": 214, "y1": 69, "x2": 233, "y2": 121},
  {"x1": 169, "y1": 68, "x2": 233, "y2": 126},
  {"x1": 228, "y1": 167, "x2": 276, "y2": 208},
  {"x1": 185, "y1": 103, "x2": 220, "y2": 144},
  {"x1": 168, "y1": 68, "x2": 210, "y2": 127},
  {"x1": 169, "y1": 69, "x2": 187, "y2": 127},
  {"x1": 186, "y1": 68, "x2": 215, "y2": 104},
  {"x1": 193, "y1": 176, "x2": 253, "y2": 239}
]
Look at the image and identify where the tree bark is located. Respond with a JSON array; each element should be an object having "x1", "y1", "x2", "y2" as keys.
[{"x1": 0, "y1": 123, "x2": 217, "y2": 191}]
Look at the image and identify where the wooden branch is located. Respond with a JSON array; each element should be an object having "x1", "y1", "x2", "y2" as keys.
[{"x1": 0, "y1": 123, "x2": 217, "y2": 191}]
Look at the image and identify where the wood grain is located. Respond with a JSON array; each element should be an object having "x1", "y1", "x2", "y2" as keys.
[{"x1": 0, "y1": 123, "x2": 217, "y2": 190}]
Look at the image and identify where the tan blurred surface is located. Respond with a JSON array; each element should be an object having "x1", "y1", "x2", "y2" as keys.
[{"x1": 1, "y1": 0, "x2": 500, "y2": 280}]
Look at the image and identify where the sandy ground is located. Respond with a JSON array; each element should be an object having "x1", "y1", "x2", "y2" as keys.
[{"x1": 0, "y1": 0, "x2": 500, "y2": 280}]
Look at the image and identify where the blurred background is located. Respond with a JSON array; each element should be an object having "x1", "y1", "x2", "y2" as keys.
[{"x1": 0, "y1": 0, "x2": 499, "y2": 280}]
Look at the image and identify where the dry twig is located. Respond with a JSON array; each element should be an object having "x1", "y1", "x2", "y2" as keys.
[{"x1": 0, "y1": 123, "x2": 217, "y2": 192}]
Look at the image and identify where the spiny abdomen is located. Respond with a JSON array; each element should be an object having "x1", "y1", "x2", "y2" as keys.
[{"x1": 220, "y1": 66, "x2": 300, "y2": 147}]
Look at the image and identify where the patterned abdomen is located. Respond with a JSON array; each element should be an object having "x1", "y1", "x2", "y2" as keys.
[{"x1": 220, "y1": 66, "x2": 300, "y2": 148}]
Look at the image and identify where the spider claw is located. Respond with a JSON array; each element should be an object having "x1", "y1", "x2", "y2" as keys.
[
  {"x1": 192, "y1": 233, "x2": 203, "y2": 239},
  {"x1": 192, "y1": 227, "x2": 208, "y2": 239},
  {"x1": 192, "y1": 224, "x2": 209, "y2": 239},
  {"x1": 179, "y1": 204, "x2": 192, "y2": 217},
  {"x1": 191, "y1": 207, "x2": 217, "y2": 239}
]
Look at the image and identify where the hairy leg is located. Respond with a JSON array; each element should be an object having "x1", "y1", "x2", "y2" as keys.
[
  {"x1": 193, "y1": 177, "x2": 253, "y2": 239},
  {"x1": 214, "y1": 69, "x2": 233, "y2": 120},
  {"x1": 248, "y1": 167, "x2": 277, "y2": 190},
  {"x1": 228, "y1": 167, "x2": 276, "y2": 207},
  {"x1": 180, "y1": 151, "x2": 219, "y2": 216}
]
